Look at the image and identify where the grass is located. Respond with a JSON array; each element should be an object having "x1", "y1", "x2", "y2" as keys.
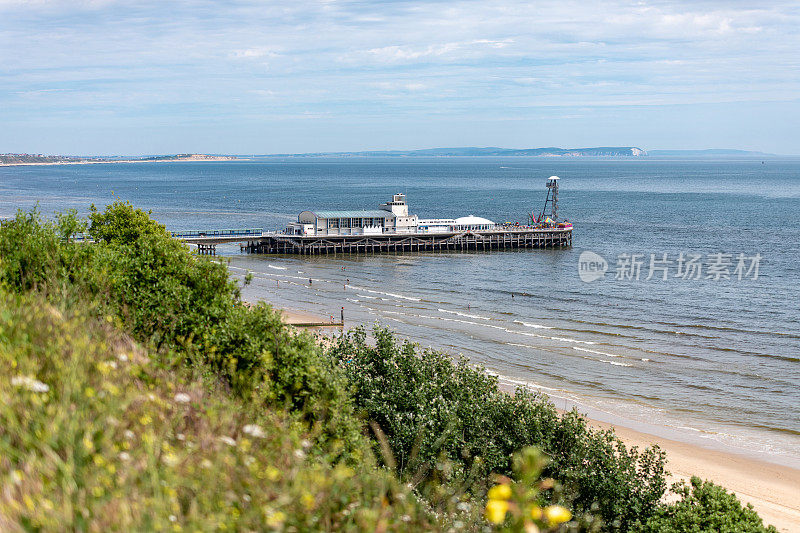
[{"x1": 0, "y1": 290, "x2": 435, "y2": 531}]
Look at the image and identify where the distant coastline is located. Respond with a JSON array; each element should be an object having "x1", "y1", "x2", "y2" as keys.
[
  {"x1": 2, "y1": 147, "x2": 787, "y2": 166},
  {"x1": 258, "y1": 146, "x2": 648, "y2": 158},
  {"x1": 0, "y1": 153, "x2": 239, "y2": 167}
]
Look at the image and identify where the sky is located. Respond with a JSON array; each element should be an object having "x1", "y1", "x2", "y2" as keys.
[{"x1": 1, "y1": 0, "x2": 799, "y2": 155}]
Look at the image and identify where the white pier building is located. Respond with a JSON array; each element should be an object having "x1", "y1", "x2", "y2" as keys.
[{"x1": 285, "y1": 193, "x2": 496, "y2": 236}]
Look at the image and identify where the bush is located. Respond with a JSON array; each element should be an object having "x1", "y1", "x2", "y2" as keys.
[
  {"x1": 326, "y1": 326, "x2": 667, "y2": 531},
  {"x1": 0, "y1": 208, "x2": 88, "y2": 296},
  {"x1": 638, "y1": 477, "x2": 777, "y2": 533},
  {"x1": 88, "y1": 200, "x2": 170, "y2": 245},
  {"x1": 0, "y1": 289, "x2": 435, "y2": 531},
  {"x1": 0, "y1": 205, "x2": 363, "y2": 455}
]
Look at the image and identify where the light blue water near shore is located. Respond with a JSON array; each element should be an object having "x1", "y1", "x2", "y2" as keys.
[{"x1": 2, "y1": 158, "x2": 799, "y2": 466}]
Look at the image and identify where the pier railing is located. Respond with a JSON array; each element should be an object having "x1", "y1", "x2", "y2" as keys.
[{"x1": 172, "y1": 229, "x2": 263, "y2": 239}]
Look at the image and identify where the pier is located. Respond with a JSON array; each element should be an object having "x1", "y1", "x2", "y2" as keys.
[
  {"x1": 241, "y1": 227, "x2": 571, "y2": 255},
  {"x1": 178, "y1": 226, "x2": 571, "y2": 255},
  {"x1": 176, "y1": 177, "x2": 572, "y2": 255}
]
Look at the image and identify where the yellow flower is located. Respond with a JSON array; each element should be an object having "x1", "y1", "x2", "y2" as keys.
[
  {"x1": 485, "y1": 499, "x2": 509, "y2": 524},
  {"x1": 264, "y1": 466, "x2": 281, "y2": 481},
  {"x1": 487, "y1": 483, "x2": 512, "y2": 501},
  {"x1": 544, "y1": 505, "x2": 572, "y2": 526},
  {"x1": 530, "y1": 505, "x2": 543, "y2": 520},
  {"x1": 265, "y1": 510, "x2": 286, "y2": 528},
  {"x1": 301, "y1": 492, "x2": 315, "y2": 510}
]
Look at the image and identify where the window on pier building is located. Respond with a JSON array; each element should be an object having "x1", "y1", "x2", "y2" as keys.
[
  {"x1": 341, "y1": 218, "x2": 351, "y2": 228},
  {"x1": 328, "y1": 218, "x2": 339, "y2": 229}
]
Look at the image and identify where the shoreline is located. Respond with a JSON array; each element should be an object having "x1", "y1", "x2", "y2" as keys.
[
  {"x1": 0, "y1": 157, "x2": 240, "y2": 167},
  {"x1": 261, "y1": 300, "x2": 799, "y2": 531},
  {"x1": 588, "y1": 418, "x2": 800, "y2": 533}
]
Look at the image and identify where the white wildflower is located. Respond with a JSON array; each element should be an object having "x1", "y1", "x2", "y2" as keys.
[
  {"x1": 118, "y1": 452, "x2": 131, "y2": 461},
  {"x1": 294, "y1": 449, "x2": 306, "y2": 459},
  {"x1": 176, "y1": 433, "x2": 185, "y2": 441},
  {"x1": 117, "y1": 353, "x2": 129, "y2": 362},
  {"x1": 123, "y1": 430, "x2": 135, "y2": 440},
  {"x1": 219, "y1": 436, "x2": 236, "y2": 447},
  {"x1": 169, "y1": 515, "x2": 177, "y2": 523},
  {"x1": 173, "y1": 392, "x2": 191, "y2": 404},
  {"x1": 300, "y1": 439, "x2": 312, "y2": 449},
  {"x1": 11, "y1": 375, "x2": 49, "y2": 393},
  {"x1": 242, "y1": 424, "x2": 266, "y2": 438}
]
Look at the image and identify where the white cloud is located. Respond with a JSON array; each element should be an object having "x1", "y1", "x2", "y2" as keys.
[{"x1": 232, "y1": 48, "x2": 280, "y2": 59}]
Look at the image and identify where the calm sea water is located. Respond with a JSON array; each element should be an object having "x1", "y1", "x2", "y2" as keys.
[{"x1": 2, "y1": 158, "x2": 799, "y2": 466}]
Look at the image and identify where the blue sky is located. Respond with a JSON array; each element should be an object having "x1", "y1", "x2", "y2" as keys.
[{"x1": 2, "y1": 0, "x2": 799, "y2": 155}]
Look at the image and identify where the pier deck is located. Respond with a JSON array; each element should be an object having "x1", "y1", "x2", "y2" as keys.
[{"x1": 225, "y1": 227, "x2": 572, "y2": 255}]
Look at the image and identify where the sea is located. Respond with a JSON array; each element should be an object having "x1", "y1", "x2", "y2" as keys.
[{"x1": 2, "y1": 157, "x2": 799, "y2": 467}]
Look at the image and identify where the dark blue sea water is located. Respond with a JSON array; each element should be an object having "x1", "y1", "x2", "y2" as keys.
[{"x1": 2, "y1": 158, "x2": 799, "y2": 466}]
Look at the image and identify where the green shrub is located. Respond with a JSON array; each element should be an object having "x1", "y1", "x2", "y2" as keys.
[
  {"x1": 0, "y1": 289, "x2": 435, "y2": 531},
  {"x1": 484, "y1": 447, "x2": 602, "y2": 531},
  {"x1": 0, "y1": 205, "x2": 363, "y2": 455},
  {"x1": 88, "y1": 200, "x2": 170, "y2": 245},
  {"x1": 638, "y1": 477, "x2": 777, "y2": 533},
  {"x1": 326, "y1": 326, "x2": 667, "y2": 531},
  {"x1": 0, "y1": 208, "x2": 87, "y2": 296}
]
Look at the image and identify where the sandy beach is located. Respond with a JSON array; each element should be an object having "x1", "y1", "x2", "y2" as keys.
[
  {"x1": 274, "y1": 302, "x2": 799, "y2": 532},
  {"x1": 589, "y1": 419, "x2": 800, "y2": 532}
]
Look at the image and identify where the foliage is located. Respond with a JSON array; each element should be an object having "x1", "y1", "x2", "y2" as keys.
[
  {"x1": 484, "y1": 447, "x2": 601, "y2": 532},
  {"x1": 88, "y1": 200, "x2": 169, "y2": 245},
  {"x1": 0, "y1": 208, "x2": 87, "y2": 295},
  {"x1": 326, "y1": 326, "x2": 668, "y2": 531},
  {"x1": 638, "y1": 477, "x2": 777, "y2": 533},
  {"x1": 0, "y1": 205, "x2": 363, "y2": 455},
  {"x1": 0, "y1": 289, "x2": 435, "y2": 531}
]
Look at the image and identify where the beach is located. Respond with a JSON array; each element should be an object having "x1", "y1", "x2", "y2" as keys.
[
  {"x1": 589, "y1": 420, "x2": 800, "y2": 532},
  {"x1": 276, "y1": 302, "x2": 799, "y2": 532}
]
